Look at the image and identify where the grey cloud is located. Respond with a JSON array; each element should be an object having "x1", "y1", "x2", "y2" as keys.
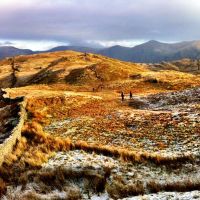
[
  {"x1": 0, "y1": 0, "x2": 200, "y2": 47},
  {"x1": 0, "y1": 41, "x2": 13, "y2": 46}
]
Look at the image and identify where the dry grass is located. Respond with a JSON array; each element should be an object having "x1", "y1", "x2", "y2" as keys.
[
  {"x1": 0, "y1": 51, "x2": 148, "y2": 89},
  {"x1": 2, "y1": 114, "x2": 193, "y2": 184},
  {"x1": 0, "y1": 178, "x2": 6, "y2": 197},
  {"x1": 4, "y1": 137, "x2": 27, "y2": 165},
  {"x1": 21, "y1": 121, "x2": 72, "y2": 166},
  {"x1": 141, "y1": 70, "x2": 200, "y2": 90},
  {"x1": 147, "y1": 179, "x2": 200, "y2": 193},
  {"x1": 1, "y1": 166, "x2": 110, "y2": 199},
  {"x1": 2, "y1": 121, "x2": 71, "y2": 170},
  {"x1": 74, "y1": 141, "x2": 194, "y2": 165},
  {"x1": 107, "y1": 181, "x2": 144, "y2": 199},
  {"x1": 4, "y1": 185, "x2": 81, "y2": 200},
  {"x1": 0, "y1": 51, "x2": 199, "y2": 199}
]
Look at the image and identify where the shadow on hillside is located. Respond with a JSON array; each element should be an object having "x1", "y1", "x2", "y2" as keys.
[
  {"x1": 65, "y1": 68, "x2": 85, "y2": 84},
  {"x1": 0, "y1": 75, "x2": 14, "y2": 88}
]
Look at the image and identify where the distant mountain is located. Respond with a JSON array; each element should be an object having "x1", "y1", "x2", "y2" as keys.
[
  {"x1": 99, "y1": 40, "x2": 200, "y2": 63},
  {"x1": 0, "y1": 46, "x2": 33, "y2": 59},
  {"x1": 1, "y1": 40, "x2": 200, "y2": 63},
  {"x1": 98, "y1": 45, "x2": 132, "y2": 61},
  {"x1": 48, "y1": 46, "x2": 97, "y2": 53},
  {"x1": 0, "y1": 45, "x2": 97, "y2": 60}
]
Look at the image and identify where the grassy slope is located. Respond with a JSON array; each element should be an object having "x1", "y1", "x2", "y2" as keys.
[{"x1": 0, "y1": 51, "x2": 200, "y2": 199}]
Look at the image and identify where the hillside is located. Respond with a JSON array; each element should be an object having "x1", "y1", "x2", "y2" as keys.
[
  {"x1": 148, "y1": 58, "x2": 200, "y2": 73},
  {"x1": 0, "y1": 51, "x2": 148, "y2": 89},
  {"x1": 1, "y1": 51, "x2": 200, "y2": 95},
  {"x1": 0, "y1": 51, "x2": 199, "y2": 199}
]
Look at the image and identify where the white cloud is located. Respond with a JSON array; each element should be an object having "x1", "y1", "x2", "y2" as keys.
[
  {"x1": 87, "y1": 40, "x2": 147, "y2": 48},
  {"x1": 0, "y1": 39, "x2": 69, "y2": 51}
]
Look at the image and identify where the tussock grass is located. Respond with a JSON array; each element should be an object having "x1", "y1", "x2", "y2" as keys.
[
  {"x1": 4, "y1": 137, "x2": 27, "y2": 165},
  {"x1": 0, "y1": 99, "x2": 196, "y2": 198},
  {"x1": 34, "y1": 167, "x2": 108, "y2": 194},
  {"x1": 147, "y1": 179, "x2": 200, "y2": 193},
  {"x1": 3, "y1": 166, "x2": 109, "y2": 199},
  {"x1": 3, "y1": 116, "x2": 194, "y2": 171},
  {"x1": 2, "y1": 120, "x2": 71, "y2": 170},
  {"x1": 107, "y1": 181, "x2": 144, "y2": 199},
  {"x1": 21, "y1": 121, "x2": 72, "y2": 166},
  {"x1": 0, "y1": 178, "x2": 6, "y2": 197},
  {"x1": 74, "y1": 141, "x2": 194, "y2": 165},
  {"x1": 4, "y1": 185, "x2": 81, "y2": 200}
]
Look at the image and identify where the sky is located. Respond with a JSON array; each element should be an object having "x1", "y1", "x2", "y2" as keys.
[{"x1": 0, "y1": 0, "x2": 200, "y2": 50}]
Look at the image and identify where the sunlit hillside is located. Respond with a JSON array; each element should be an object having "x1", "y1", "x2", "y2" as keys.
[{"x1": 0, "y1": 51, "x2": 200, "y2": 199}]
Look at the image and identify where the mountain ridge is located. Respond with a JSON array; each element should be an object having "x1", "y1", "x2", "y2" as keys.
[
  {"x1": 0, "y1": 46, "x2": 33, "y2": 59},
  {"x1": 1, "y1": 40, "x2": 200, "y2": 63}
]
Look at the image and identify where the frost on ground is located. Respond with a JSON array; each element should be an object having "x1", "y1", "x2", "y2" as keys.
[
  {"x1": 44, "y1": 87, "x2": 200, "y2": 155},
  {"x1": 123, "y1": 191, "x2": 200, "y2": 200},
  {"x1": 130, "y1": 87, "x2": 200, "y2": 112},
  {"x1": 38, "y1": 88, "x2": 200, "y2": 199},
  {"x1": 42, "y1": 150, "x2": 119, "y2": 170},
  {"x1": 2, "y1": 150, "x2": 200, "y2": 199},
  {"x1": 1, "y1": 87, "x2": 199, "y2": 199},
  {"x1": 40, "y1": 150, "x2": 200, "y2": 199}
]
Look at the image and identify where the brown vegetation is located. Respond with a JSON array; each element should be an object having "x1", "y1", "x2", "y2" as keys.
[
  {"x1": 0, "y1": 51, "x2": 199, "y2": 199},
  {"x1": 107, "y1": 181, "x2": 144, "y2": 199},
  {"x1": 147, "y1": 179, "x2": 200, "y2": 193},
  {"x1": 0, "y1": 178, "x2": 6, "y2": 197}
]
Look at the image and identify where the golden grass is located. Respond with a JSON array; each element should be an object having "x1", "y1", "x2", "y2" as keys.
[
  {"x1": 3, "y1": 120, "x2": 71, "y2": 169},
  {"x1": 3, "y1": 113, "x2": 193, "y2": 173},
  {"x1": 0, "y1": 51, "x2": 149, "y2": 89},
  {"x1": 4, "y1": 137, "x2": 27, "y2": 165},
  {"x1": 141, "y1": 70, "x2": 200, "y2": 90},
  {"x1": 74, "y1": 141, "x2": 194, "y2": 165}
]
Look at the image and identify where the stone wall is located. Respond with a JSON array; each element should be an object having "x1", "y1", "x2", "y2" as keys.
[{"x1": 0, "y1": 98, "x2": 27, "y2": 166}]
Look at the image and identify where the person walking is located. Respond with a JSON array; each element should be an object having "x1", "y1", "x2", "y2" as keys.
[
  {"x1": 130, "y1": 91, "x2": 133, "y2": 99},
  {"x1": 0, "y1": 89, "x2": 6, "y2": 99},
  {"x1": 121, "y1": 92, "x2": 125, "y2": 101}
]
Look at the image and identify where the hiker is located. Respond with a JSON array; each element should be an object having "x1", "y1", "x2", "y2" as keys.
[
  {"x1": 130, "y1": 91, "x2": 133, "y2": 99},
  {"x1": 121, "y1": 92, "x2": 125, "y2": 101},
  {"x1": 0, "y1": 89, "x2": 6, "y2": 99}
]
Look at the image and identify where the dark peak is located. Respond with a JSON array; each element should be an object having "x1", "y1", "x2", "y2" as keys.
[
  {"x1": 0, "y1": 46, "x2": 18, "y2": 49},
  {"x1": 109, "y1": 45, "x2": 131, "y2": 49},
  {"x1": 146, "y1": 40, "x2": 163, "y2": 45},
  {"x1": 147, "y1": 40, "x2": 159, "y2": 43},
  {"x1": 132, "y1": 40, "x2": 164, "y2": 49},
  {"x1": 111, "y1": 45, "x2": 123, "y2": 48},
  {"x1": 0, "y1": 46, "x2": 32, "y2": 51}
]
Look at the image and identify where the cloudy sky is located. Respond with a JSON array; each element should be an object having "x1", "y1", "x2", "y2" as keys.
[{"x1": 0, "y1": 0, "x2": 200, "y2": 50}]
